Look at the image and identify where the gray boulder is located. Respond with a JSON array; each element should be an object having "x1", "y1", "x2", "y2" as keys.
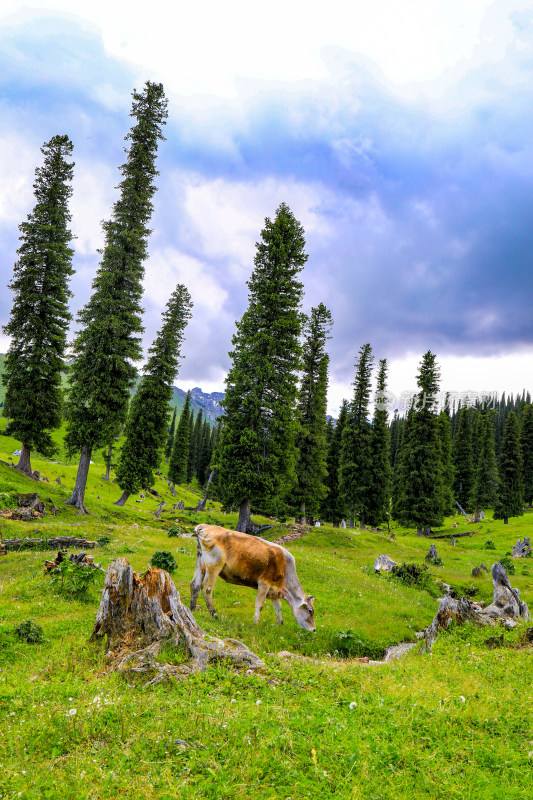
[{"x1": 373, "y1": 554, "x2": 399, "y2": 573}]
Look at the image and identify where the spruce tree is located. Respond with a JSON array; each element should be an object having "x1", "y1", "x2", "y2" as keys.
[
  {"x1": 168, "y1": 391, "x2": 192, "y2": 488},
  {"x1": 189, "y1": 410, "x2": 203, "y2": 483},
  {"x1": 392, "y1": 404, "x2": 414, "y2": 523},
  {"x1": 186, "y1": 411, "x2": 196, "y2": 486},
  {"x1": 520, "y1": 403, "x2": 533, "y2": 507},
  {"x1": 165, "y1": 408, "x2": 177, "y2": 461},
  {"x1": 366, "y1": 359, "x2": 391, "y2": 527},
  {"x1": 2, "y1": 135, "x2": 74, "y2": 477},
  {"x1": 393, "y1": 352, "x2": 444, "y2": 533},
  {"x1": 437, "y1": 409, "x2": 455, "y2": 516},
  {"x1": 321, "y1": 400, "x2": 348, "y2": 525},
  {"x1": 216, "y1": 203, "x2": 306, "y2": 532},
  {"x1": 494, "y1": 411, "x2": 523, "y2": 524},
  {"x1": 339, "y1": 343, "x2": 374, "y2": 527},
  {"x1": 114, "y1": 285, "x2": 192, "y2": 505},
  {"x1": 453, "y1": 403, "x2": 474, "y2": 511},
  {"x1": 293, "y1": 303, "x2": 332, "y2": 522},
  {"x1": 471, "y1": 412, "x2": 498, "y2": 509},
  {"x1": 64, "y1": 82, "x2": 168, "y2": 512},
  {"x1": 197, "y1": 418, "x2": 212, "y2": 487}
]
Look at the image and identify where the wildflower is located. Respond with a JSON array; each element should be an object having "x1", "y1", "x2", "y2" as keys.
[
  {"x1": 255, "y1": 699, "x2": 262, "y2": 706},
  {"x1": 349, "y1": 702, "x2": 357, "y2": 710},
  {"x1": 68, "y1": 708, "x2": 77, "y2": 716},
  {"x1": 459, "y1": 696, "x2": 466, "y2": 704}
]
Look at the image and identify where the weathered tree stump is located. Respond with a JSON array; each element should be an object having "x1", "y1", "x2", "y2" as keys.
[
  {"x1": 471, "y1": 563, "x2": 489, "y2": 578},
  {"x1": 480, "y1": 563, "x2": 531, "y2": 622},
  {"x1": 424, "y1": 595, "x2": 489, "y2": 651},
  {"x1": 512, "y1": 538, "x2": 531, "y2": 558},
  {"x1": 90, "y1": 558, "x2": 264, "y2": 684},
  {"x1": 425, "y1": 544, "x2": 439, "y2": 561}
]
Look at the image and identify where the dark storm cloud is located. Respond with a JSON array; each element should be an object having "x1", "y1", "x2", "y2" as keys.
[{"x1": 2, "y1": 14, "x2": 533, "y2": 388}]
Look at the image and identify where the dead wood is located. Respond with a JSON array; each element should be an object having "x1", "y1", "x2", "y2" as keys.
[
  {"x1": 423, "y1": 595, "x2": 490, "y2": 651},
  {"x1": 3, "y1": 535, "x2": 98, "y2": 551},
  {"x1": 275, "y1": 524, "x2": 312, "y2": 544},
  {"x1": 44, "y1": 550, "x2": 104, "y2": 574},
  {"x1": 90, "y1": 558, "x2": 264, "y2": 685}
]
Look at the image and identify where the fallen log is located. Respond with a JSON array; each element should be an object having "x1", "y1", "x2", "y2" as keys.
[
  {"x1": 3, "y1": 535, "x2": 98, "y2": 551},
  {"x1": 425, "y1": 531, "x2": 478, "y2": 540},
  {"x1": 44, "y1": 550, "x2": 104, "y2": 573},
  {"x1": 90, "y1": 558, "x2": 264, "y2": 684}
]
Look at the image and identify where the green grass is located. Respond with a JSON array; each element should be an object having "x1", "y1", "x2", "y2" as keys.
[{"x1": 0, "y1": 428, "x2": 532, "y2": 799}]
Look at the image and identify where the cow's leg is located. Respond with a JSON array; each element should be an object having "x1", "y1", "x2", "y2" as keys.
[
  {"x1": 271, "y1": 597, "x2": 283, "y2": 625},
  {"x1": 254, "y1": 582, "x2": 270, "y2": 624},
  {"x1": 202, "y1": 563, "x2": 224, "y2": 618},
  {"x1": 190, "y1": 544, "x2": 205, "y2": 610}
]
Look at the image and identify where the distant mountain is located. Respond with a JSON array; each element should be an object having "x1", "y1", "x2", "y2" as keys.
[
  {"x1": 170, "y1": 386, "x2": 225, "y2": 424},
  {"x1": 0, "y1": 353, "x2": 224, "y2": 425}
]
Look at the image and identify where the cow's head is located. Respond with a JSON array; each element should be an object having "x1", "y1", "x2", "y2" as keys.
[{"x1": 294, "y1": 595, "x2": 315, "y2": 631}]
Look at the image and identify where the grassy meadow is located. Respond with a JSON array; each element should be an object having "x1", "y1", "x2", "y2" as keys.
[{"x1": 0, "y1": 422, "x2": 532, "y2": 799}]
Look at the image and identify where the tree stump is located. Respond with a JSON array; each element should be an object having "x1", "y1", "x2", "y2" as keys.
[
  {"x1": 90, "y1": 558, "x2": 264, "y2": 684},
  {"x1": 479, "y1": 563, "x2": 531, "y2": 622},
  {"x1": 512, "y1": 538, "x2": 532, "y2": 558},
  {"x1": 425, "y1": 544, "x2": 439, "y2": 561},
  {"x1": 423, "y1": 595, "x2": 489, "y2": 651}
]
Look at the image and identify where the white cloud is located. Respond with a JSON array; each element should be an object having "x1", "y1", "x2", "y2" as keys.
[
  {"x1": 3, "y1": 0, "x2": 526, "y2": 102},
  {"x1": 143, "y1": 247, "x2": 228, "y2": 314},
  {"x1": 181, "y1": 174, "x2": 332, "y2": 278},
  {"x1": 70, "y1": 159, "x2": 115, "y2": 255},
  {"x1": 0, "y1": 133, "x2": 37, "y2": 227}
]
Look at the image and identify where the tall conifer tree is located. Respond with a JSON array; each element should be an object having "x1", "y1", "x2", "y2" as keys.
[
  {"x1": 520, "y1": 403, "x2": 533, "y2": 507},
  {"x1": 437, "y1": 408, "x2": 455, "y2": 516},
  {"x1": 114, "y1": 285, "x2": 192, "y2": 505},
  {"x1": 293, "y1": 303, "x2": 332, "y2": 522},
  {"x1": 453, "y1": 404, "x2": 474, "y2": 510},
  {"x1": 321, "y1": 400, "x2": 348, "y2": 526},
  {"x1": 393, "y1": 352, "x2": 444, "y2": 533},
  {"x1": 366, "y1": 359, "x2": 391, "y2": 527},
  {"x1": 168, "y1": 391, "x2": 192, "y2": 488},
  {"x1": 2, "y1": 135, "x2": 74, "y2": 477},
  {"x1": 64, "y1": 82, "x2": 168, "y2": 512},
  {"x1": 217, "y1": 203, "x2": 306, "y2": 532},
  {"x1": 494, "y1": 411, "x2": 523, "y2": 524},
  {"x1": 471, "y1": 411, "x2": 498, "y2": 509},
  {"x1": 339, "y1": 343, "x2": 374, "y2": 527},
  {"x1": 165, "y1": 408, "x2": 177, "y2": 461}
]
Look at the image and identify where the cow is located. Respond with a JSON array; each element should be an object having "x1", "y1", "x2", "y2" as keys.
[{"x1": 190, "y1": 524, "x2": 316, "y2": 631}]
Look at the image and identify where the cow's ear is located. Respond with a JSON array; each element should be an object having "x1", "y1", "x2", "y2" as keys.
[{"x1": 306, "y1": 595, "x2": 315, "y2": 603}]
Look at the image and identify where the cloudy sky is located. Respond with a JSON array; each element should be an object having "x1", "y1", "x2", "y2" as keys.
[{"x1": 1, "y1": 0, "x2": 532, "y2": 413}]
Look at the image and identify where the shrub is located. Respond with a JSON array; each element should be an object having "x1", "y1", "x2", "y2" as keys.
[
  {"x1": 426, "y1": 556, "x2": 444, "y2": 567},
  {"x1": 48, "y1": 558, "x2": 100, "y2": 599},
  {"x1": 391, "y1": 563, "x2": 438, "y2": 595},
  {"x1": 150, "y1": 551, "x2": 177, "y2": 573},
  {"x1": 14, "y1": 620, "x2": 44, "y2": 644},
  {"x1": 485, "y1": 540, "x2": 496, "y2": 550},
  {"x1": 97, "y1": 535, "x2": 111, "y2": 546},
  {"x1": 499, "y1": 556, "x2": 516, "y2": 575},
  {"x1": 167, "y1": 526, "x2": 182, "y2": 537}
]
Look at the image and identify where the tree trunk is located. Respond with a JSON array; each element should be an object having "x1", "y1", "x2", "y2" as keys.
[
  {"x1": 16, "y1": 443, "x2": 34, "y2": 479},
  {"x1": 91, "y1": 558, "x2": 264, "y2": 684},
  {"x1": 348, "y1": 515, "x2": 355, "y2": 528},
  {"x1": 170, "y1": 483, "x2": 176, "y2": 496},
  {"x1": 504, "y1": 517, "x2": 509, "y2": 525},
  {"x1": 65, "y1": 445, "x2": 92, "y2": 514},
  {"x1": 114, "y1": 490, "x2": 130, "y2": 507},
  {"x1": 103, "y1": 443, "x2": 113, "y2": 481},
  {"x1": 195, "y1": 469, "x2": 216, "y2": 512},
  {"x1": 333, "y1": 521, "x2": 339, "y2": 528},
  {"x1": 235, "y1": 498, "x2": 252, "y2": 532}
]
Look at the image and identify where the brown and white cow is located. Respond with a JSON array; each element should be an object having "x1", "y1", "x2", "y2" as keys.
[{"x1": 190, "y1": 524, "x2": 316, "y2": 631}]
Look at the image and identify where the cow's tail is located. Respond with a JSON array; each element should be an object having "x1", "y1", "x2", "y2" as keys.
[{"x1": 190, "y1": 526, "x2": 205, "y2": 610}]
